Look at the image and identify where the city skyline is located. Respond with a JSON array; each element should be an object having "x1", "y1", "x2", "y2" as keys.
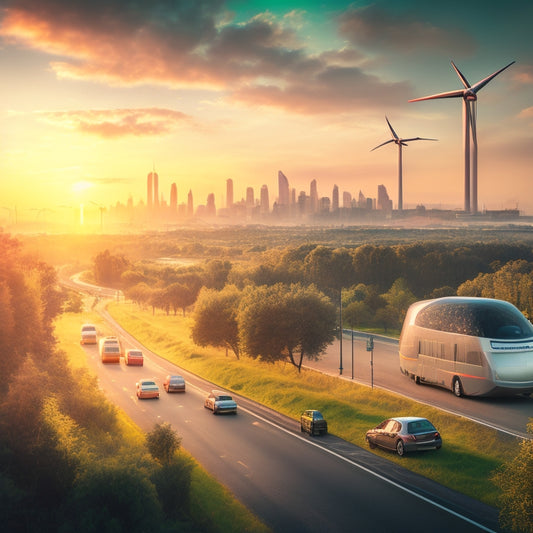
[{"x1": 1, "y1": 1, "x2": 532, "y2": 228}]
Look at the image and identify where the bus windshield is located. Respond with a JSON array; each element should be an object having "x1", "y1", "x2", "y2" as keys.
[{"x1": 416, "y1": 299, "x2": 533, "y2": 339}]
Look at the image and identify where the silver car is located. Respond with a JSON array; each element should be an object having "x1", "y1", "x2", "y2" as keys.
[
  {"x1": 163, "y1": 374, "x2": 186, "y2": 392},
  {"x1": 365, "y1": 417, "x2": 442, "y2": 456},
  {"x1": 204, "y1": 390, "x2": 237, "y2": 414}
]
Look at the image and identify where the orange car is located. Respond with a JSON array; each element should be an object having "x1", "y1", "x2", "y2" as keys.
[
  {"x1": 136, "y1": 379, "x2": 160, "y2": 399},
  {"x1": 125, "y1": 349, "x2": 144, "y2": 366}
]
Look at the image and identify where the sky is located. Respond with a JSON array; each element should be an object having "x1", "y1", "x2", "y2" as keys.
[{"x1": 1, "y1": 0, "x2": 532, "y2": 227}]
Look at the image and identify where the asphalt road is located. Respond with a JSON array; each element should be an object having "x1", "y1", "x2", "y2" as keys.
[
  {"x1": 307, "y1": 333, "x2": 532, "y2": 439},
  {"x1": 80, "y1": 309, "x2": 501, "y2": 533}
]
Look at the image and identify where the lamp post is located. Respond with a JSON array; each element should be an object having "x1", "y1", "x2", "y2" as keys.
[{"x1": 339, "y1": 290, "x2": 343, "y2": 375}]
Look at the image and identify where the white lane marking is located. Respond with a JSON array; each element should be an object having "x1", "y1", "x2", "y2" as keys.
[{"x1": 237, "y1": 404, "x2": 497, "y2": 533}]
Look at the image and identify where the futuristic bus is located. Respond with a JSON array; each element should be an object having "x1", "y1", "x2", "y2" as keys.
[{"x1": 399, "y1": 297, "x2": 533, "y2": 397}]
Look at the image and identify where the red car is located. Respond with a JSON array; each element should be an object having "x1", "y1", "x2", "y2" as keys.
[{"x1": 125, "y1": 349, "x2": 144, "y2": 366}]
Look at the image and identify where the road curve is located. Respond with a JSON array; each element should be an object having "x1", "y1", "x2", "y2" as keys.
[{"x1": 85, "y1": 304, "x2": 501, "y2": 533}]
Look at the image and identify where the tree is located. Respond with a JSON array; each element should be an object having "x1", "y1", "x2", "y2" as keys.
[
  {"x1": 493, "y1": 420, "x2": 533, "y2": 533},
  {"x1": 192, "y1": 285, "x2": 242, "y2": 358},
  {"x1": 238, "y1": 284, "x2": 336, "y2": 371},
  {"x1": 93, "y1": 249, "x2": 130, "y2": 286},
  {"x1": 146, "y1": 422, "x2": 182, "y2": 465}
]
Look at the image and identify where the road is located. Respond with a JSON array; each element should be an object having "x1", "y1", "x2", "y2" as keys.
[
  {"x1": 307, "y1": 333, "x2": 532, "y2": 439},
  {"x1": 81, "y1": 307, "x2": 501, "y2": 533}
]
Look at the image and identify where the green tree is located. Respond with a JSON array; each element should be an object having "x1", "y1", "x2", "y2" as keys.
[
  {"x1": 238, "y1": 284, "x2": 336, "y2": 371},
  {"x1": 493, "y1": 420, "x2": 533, "y2": 533},
  {"x1": 93, "y1": 249, "x2": 130, "y2": 286},
  {"x1": 146, "y1": 422, "x2": 182, "y2": 465},
  {"x1": 192, "y1": 285, "x2": 242, "y2": 358}
]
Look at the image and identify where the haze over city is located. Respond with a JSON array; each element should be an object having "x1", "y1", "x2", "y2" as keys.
[{"x1": 1, "y1": 0, "x2": 532, "y2": 228}]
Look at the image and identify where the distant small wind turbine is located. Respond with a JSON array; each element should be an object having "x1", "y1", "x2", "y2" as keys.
[
  {"x1": 371, "y1": 117, "x2": 437, "y2": 211},
  {"x1": 408, "y1": 60, "x2": 514, "y2": 214}
]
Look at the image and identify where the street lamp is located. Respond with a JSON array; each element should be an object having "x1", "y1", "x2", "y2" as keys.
[{"x1": 339, "y1": 290, "x2": 343, "y2": 375}]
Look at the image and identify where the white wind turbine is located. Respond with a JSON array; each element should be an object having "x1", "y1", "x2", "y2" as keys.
[
  {"x1": 371, "y1": 116, "x2": 437, "y2": 211},
  {"x1": 409, "y1": 61, "x2": 514, "y2": 214}
]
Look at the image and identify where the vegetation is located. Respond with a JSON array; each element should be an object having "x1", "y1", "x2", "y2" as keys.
[
  {"x1": 493, "y1": 421, "x2": 533, "y2": 533},
  {"x1": 107, "y1": 300, "x2": 527, "y2": 512},
  {"x1": 0, "y1": 234, "x2": 268, "y2": 533}
]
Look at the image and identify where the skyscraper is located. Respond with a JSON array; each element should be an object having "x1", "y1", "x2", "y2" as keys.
[
  {"x1": 147, "y1": 172, "x2": 153, "y2": 209},
  {"x1": 226, "y1": 178, "x2": 234, "y2": 209},
  {"x1": 153, "y1": 172, "x2": 159, "y2": 208},
  {"x1": 187, "y1": 189, "x2": 193, "y2": 217},
  {"x1": 278, "y1": 171, "x2": 289, "y2": 206},
  {"x1": 206, "y1": 193, "x2": 216, "y2": 217},
  {"x1": 260, "y1": 184, "x2": 269, "y2": 214},
  {"x1": 377, "y1": 184, "x2": 392, "y2": 212},
  {"x1": 246, "y1": 187, "x2": 254, "y2": 208},
  {"x1": 310, "y1": 179, "x2": 318, "y2": 213},
  {"x1": 332, "y1": 184, "x2": 339, "y2": 211},
  {"x1": 170, "y1": 183, "x2": 177, "y2": 212}
]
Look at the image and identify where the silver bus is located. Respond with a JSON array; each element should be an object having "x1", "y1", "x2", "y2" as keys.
[{"x1": 399, "y1": 297, "x2": 533, "y2": 397}]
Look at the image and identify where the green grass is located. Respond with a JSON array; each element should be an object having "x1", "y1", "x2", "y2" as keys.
[
  {"x1": 55, "y1": 308, "x2": 270, "y2": 533},
  {"x1": 105, "y1": 300, "x2": 527, "y2": 509}
]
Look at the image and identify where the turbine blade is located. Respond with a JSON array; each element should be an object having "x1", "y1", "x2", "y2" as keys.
[
  {"x1": 385, "y1": 116, "x2": 399, "y2": 140},
  {"x1": 451, "y1": 61, "x2": 471, "y2": 89},
  {"x1": 402, "y1": 137, "x2": 438, "y2": 142},
  {"x1": 409, "y1": 89, "x2": 465, "y2": 102},
  {"x1": 471, "y1": 61, "x2": 515, "y2": 94},
  {"x1": 371, "y1": 139, "x2": 395, "y2": 151}
]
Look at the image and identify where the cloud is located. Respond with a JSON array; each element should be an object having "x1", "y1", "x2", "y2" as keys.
[
  {"x1": 0, "y1": 0, "x2": 411, "y2": 114},
  {"x1": 338, "y1": 4, "x2": 475, "y2": 54},
  {"x1": 39, "y1": 108, "x2": 192, "y2": 138}
]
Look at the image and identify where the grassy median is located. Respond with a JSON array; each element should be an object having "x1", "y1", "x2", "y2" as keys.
[{"x1": 101, "y1": 299, "x2": 529, "y2": 510}]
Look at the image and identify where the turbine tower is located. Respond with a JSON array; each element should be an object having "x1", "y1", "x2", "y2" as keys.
[
  {"x1": 408, "y1": 60, "x2": 514, "y2": 214},
  {"x1": 371, "y1": 117, "x2": 436, "y2": 211}
]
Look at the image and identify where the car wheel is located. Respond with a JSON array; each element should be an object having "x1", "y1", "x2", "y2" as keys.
[
  {"x1": 367, "y1": 437, "x2": 376, "y2": 449},
  {"x1": 300, "y1": 424, "x2": 305, "y2": 432},
  {"x1": 415, "y1": 375, "x2": 421, "y2": 385},
  {"x1": 396, "y1": 440, "x2": 405, "y2": 456},
  {"x1": 452, "y1": 377, "x2": 463, "y2": 397}
]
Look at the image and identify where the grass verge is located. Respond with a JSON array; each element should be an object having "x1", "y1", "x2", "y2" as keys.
[
  {"x1": 55, "y1": 309, "x2": 270, "y2": 533},
  {"x1": 105, "y1": 300, "x2": 527, "y2": 509}
]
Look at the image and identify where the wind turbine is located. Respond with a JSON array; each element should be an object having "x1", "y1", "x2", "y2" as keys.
[
  {"x1": 408, "y1": 60, "x2": 514, "y2": 214},
  {"x1": 371, "y1": 116, "x2": 437, "y2": 211}
]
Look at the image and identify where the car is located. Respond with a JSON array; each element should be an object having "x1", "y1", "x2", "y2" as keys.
[
  {"x1": 100, "y1": 336, "x2": 122, "y2": 355},
  {"x1": 136, "y1": 379, "x2": 160, "y2": 399},
  {"x1": 300, "y1": 410, "x2": 328, "y2": 436},
  {"x1": 80, "y1": 323, "x2": 97, "y2": 345},
  {"x1": 365, "y1": 417, "x2": 442, "y2": 456},
  {"x1": 204, "y1": 390, "x2": 237, "y2": 414},
  {"x1": 163, "y1": 374, "x2": 186, "y2": 392},
  {"x1": 125, "y1": 349, "x2": 144, "y2": 366}
]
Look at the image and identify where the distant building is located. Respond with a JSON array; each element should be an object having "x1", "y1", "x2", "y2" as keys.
[
  {"x1": 343, "y1": 191, "x2": 352, "y2": 208},
  {"x1": 246, "y1": 187, "x2": 254, "y2": 208},
  {"x1": 170, "y1": 183, "x2": 177, "y2": 212},
  {"x1": 147, "y1": 172, "x2": 153, "y2": 209},
  {"x1": 377, "y1": 184, "x2": 393, "y2": 212},
  {"x1": 206, "y1": 193, "x2": 216, "y2": 217},
  {"x1": 226, "y1": 178, "x2": 234, "y2": 209},
  {"x1": 260, "y1": 184, "x2": 269, "y2": 214},
  {"x1": 310, "y1": 179, "x2": 319, "y2": 213},
  {"x1": 187, "y1": 189, "x2": 193, "y2": 217},
  {"x1": 332, "y1": 184, "x2": 339, "y2": 211},
  {"x1": 278, "y1": 171, "x2": 290, "y2": 206}
]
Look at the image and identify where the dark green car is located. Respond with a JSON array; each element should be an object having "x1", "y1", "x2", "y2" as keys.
[{"x1": 300, "y1": 410, "x2": 328, "y2": 436}]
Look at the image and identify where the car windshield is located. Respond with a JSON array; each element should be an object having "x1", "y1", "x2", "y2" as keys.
[
  {"x1": 143, "y1": 381, "x2": 156, "y2": 387},
  {"x1": 407, "y1": 419, "x2": 436, "y2": 433},
  {"x1": 217, "y1": 395, "x2": 232, "y2": 401},
  {"x1": 129, "y1": 351, "x2": 142, "y2": 357},
  {"x1": 313, "y1": 412, "x2": 324, "y2": 420},
  {"x1": 171, "y1": 377, "x2": 183, "y2": 382},
  {"x1": 82, "y1": 326, "x2": 95, "y2": 331}
]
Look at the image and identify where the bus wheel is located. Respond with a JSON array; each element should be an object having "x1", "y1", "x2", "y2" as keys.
[
  {"x1": 415, "y1": 375, "x2": 421, "y2": 385},
  {"x1": 452, "y1": 377, "x2": 463, "y2": 397}
]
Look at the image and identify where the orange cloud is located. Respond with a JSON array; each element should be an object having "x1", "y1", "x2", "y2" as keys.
[
  {"x1": 0, "y1": 1, "x2": 412, "y2": 113},
  {"x1": 39, "y1": 108, "x2": 192, "y2": 138}
]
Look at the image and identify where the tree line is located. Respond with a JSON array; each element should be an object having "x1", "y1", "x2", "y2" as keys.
[{"x1": 0, "y1": 234, "x2": 206, "y2": 532}]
